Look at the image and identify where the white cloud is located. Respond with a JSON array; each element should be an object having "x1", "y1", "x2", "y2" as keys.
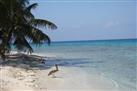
[{"x1": 104, "y1": 21, "x2": 120, "y2": 29}]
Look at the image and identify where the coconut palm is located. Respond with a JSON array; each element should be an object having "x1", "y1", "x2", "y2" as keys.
[{"x1": 0, "y1": 0, "x2": 57, "y2": 59}]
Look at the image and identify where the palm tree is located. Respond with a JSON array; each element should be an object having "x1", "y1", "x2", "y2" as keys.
[{"x1": 0, "y1": 0, "x2": 57, "y2": 59}]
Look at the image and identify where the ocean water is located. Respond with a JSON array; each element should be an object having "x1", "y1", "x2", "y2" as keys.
[{"x1": 33, "y1": 39, "x2": 137, "y2": 91}]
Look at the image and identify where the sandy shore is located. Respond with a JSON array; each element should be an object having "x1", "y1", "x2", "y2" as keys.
[{"x1": 0, "y1": 53, "x2": 118, "y2": 91}]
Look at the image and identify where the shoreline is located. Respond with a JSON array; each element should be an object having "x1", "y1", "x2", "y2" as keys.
[{"x1": 0, "y1": 53, "x2": 118, "y2": 91}]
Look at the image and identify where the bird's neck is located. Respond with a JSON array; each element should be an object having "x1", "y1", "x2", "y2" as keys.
[{"x1": 56, "y1": 65, "x2": 58, "y2": 71}]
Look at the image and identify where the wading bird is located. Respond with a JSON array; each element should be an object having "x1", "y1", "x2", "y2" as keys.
[{"x1": 48, "y1": 64, "x2": 59, "y2": 78}]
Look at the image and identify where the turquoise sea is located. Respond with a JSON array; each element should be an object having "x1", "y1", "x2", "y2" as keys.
[{"x1": 33, "y1": 39, "x2": 137, "y2": 91}]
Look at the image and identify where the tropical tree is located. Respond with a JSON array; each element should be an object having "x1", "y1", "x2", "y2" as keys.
[{"x1": 0, "y1": 0, "x2": 57, "y2": 59}]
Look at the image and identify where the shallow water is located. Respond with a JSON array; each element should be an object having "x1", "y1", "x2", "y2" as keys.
[{"x1": 33, "y1": 39, "x2": 137, "y2": 91}]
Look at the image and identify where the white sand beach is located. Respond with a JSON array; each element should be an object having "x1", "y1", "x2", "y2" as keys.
[{"x1": 0, "y1": 53, "x2": 118, "y2": 91}]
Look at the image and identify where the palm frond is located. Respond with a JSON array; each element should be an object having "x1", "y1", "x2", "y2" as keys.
[
  {"x1": 26, "y1": 3, "x2": 38, "y2": 11},
  {"x1": 17, "y1": 0, "x2": 29, "y2": 7},
  {"x1": 31, "y1": 27, "x2": 51, "y2": 45},
  {"x1": 22, "y1": 24, "x2": 51, "y2": 45},
  {"x1": 14, "y1": 36, "x2": 33, "y2": 53},
  {"x1": 30, "y1": 19, "x2": 57, "y2": 30},
  {"x1": 23, "y1": 3, "x2": 38, "y2": 19}
]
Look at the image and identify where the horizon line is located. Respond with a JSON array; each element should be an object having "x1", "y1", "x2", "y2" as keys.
[{"x1": 51, "y1": 38, "x2": 137, "y2": 43}]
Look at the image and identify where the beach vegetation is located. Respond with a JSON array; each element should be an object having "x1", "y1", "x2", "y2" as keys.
[{"x1": 0, "y1": 0, "x2": 57, "y2": 59}]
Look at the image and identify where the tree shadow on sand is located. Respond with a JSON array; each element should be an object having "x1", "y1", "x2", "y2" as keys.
[
  {"x1": 0, "y1": 53, "x2": 95, "y2": 70},
  {"x1": 0, "y1": 53, "x2": 50, "y2": 70}
]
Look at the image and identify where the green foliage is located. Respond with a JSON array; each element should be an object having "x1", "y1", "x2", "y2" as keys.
[{"x1": 0, "y1": 0, "x2": 57, "y2": 59}]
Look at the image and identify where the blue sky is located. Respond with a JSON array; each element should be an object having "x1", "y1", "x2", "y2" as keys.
[{"x1": 31, "y1": 0, "x2": 136, "y2": 41}]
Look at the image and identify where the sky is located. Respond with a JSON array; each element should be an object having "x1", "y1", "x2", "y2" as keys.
[{"x1": 30, "y1": 0, "x2": 136, "y2": 41}]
